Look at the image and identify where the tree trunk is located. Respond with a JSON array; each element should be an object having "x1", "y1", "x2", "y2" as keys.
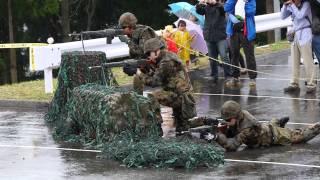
[
  {"x1": 85, "y1": 0, "x2": 97, "y2": 30},
  {"x1": 8, "y1": 0, "x2": 17, "y2": 83},
  {"x1": 61, "y1": 0, "x2": 71, "y2": 42},
  {"x1": 266, "y1": 0, "x2": 275, "y2": 43}
]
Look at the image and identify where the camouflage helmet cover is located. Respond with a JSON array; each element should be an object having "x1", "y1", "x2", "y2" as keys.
[
  {"x1": 144, "y1": 38, "x2": 164, "y2": 54},
  {"x1": 118, "y1": 12, "x2": 138, "y2": 28},
  {"x1": 221, "y1": 100, "x2": 241, "y2": 120}
]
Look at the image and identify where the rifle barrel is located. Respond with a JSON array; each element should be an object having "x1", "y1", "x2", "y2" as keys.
[
  {"x1": 69, "y1": 29, "x2": 124, "y2": 37},
  {"x1": 88, "y1": 59, "x2": 147, "y2": 69}
]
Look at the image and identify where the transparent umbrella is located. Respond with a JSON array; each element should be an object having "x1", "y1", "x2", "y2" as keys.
[{"x1": 169, "y1": 2, "x2": 205, "y2": 28}]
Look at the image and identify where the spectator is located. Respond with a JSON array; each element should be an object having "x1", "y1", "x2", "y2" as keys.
[
  {"x1": 174, "y1": 20, "x2": 194, "y2": 70},
  {"x1": 224, "y1": 0, "x2": 257, "y2": 88},
  {"x1": 281, "y1": 0, "x2": 316, "y2": 94},
  {"x1": 310, "y1": 0, "x2": 320, "y2": 62},
  {"x1": 162, "y1": 25, "x2": 178, "y2": 54},
  {"x1": 196, "y1": 0, "x2": 233, "y2": 84}
]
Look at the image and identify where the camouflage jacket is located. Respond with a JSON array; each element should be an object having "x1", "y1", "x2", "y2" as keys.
[
  {"x1": 216, "y1": 110, "x2": 274, "y2": 151},
  {"x1": 128, "y1": 25, "x2": 157, "y2": 58},
  {"x1": 143, "y1": 50, "x2": 196, "y2": 119},
  {"x1": 144, "y1": 51, "x2": 191, "y2": 94}
]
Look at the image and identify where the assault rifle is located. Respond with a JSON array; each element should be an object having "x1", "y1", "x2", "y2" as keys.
[
  {"x1": 88, "y1": 58, "x2": 154, "y2": 76},
  {"x1": 87, "y1": 58, "x2": 151, "y2": 86},
  {"x1": 69, "y1": 28, "x2": 125, "y2": 44},
  {"x1": 89, "y1": 58, "x2": 147, "y2": 70},
  {"x1": 178, "y1": 117, "x2": 228, "y2": 142}
]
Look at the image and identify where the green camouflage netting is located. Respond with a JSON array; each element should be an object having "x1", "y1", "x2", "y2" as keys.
[
  {"x1": 46, "y1": 51, "x2": 224, "y2": 169},
  {"x1": 103, "y1": 133, "x2": 224, "y2": 168},
  {"x1": 62, "y1": 83, "x2": 162, "y2": 146},
  {"x1": 45, "y1": 51, "x2": 117, "y2": 125}
]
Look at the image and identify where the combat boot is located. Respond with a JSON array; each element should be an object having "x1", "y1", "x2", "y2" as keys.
[
  {"x1": 284, "y1": 83, "x2": 300, "y2": 93},
  {"x1": 225, "y1": 77, "x2": 241, "y2": 88},
  {"x1": 249, "y1": 79, "x2": 256, "y2": 88},
  {"x1": 188, "y1": 116, "x2": 206, "y2": 128},
  {"x1": 278, "y1": 116, "x2": 290, "y2": 128}
]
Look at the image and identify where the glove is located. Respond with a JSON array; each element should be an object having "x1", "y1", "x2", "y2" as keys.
[
  {"x1": 233, "y1": 22, "x2": 244, "y2": 32},
  {"x1": 123, "y1": 64, "x2": 137, "y2": 76},
  {"x1": 139, "y1": 63, "x2": 152, "y2": 74}
]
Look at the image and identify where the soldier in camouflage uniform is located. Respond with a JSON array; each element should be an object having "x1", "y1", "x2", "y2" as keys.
[
  {"x1": 118, "y1": 12, "x2": 157, "y2": 59},
  {"x1": 119, "y1": 12, "x2": 158, "y2": 94},
  {"x1": 190, "y1": 100, "x2": 320, "y2": 151},
  {"x1": 139, "y1": 38, "x2": 197, "y2": 132}
]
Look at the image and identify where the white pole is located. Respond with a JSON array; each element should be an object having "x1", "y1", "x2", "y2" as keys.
[
  {"x1": 44, "y1": 68, "x2": 53, "y2": 93},
  {"x1": 274, "y1": 0, "x2": 281, "y2": 41},
  {"x1": 44, "y1": 37, "x2": 55, "y2": 94}
]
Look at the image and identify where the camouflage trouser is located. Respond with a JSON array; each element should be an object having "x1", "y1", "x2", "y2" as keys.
[
  {"x1": 270, "y1": 119, "x2": 320, "y2": 145},
  {"x1": 152, "y1": 89, "x2": 196, "y2": 131},
  {"x1": 133, "y1": 74, "x2": 144, "y2": 95}
]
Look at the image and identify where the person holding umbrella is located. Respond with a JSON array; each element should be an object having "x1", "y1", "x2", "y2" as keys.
[
  {"x1": 310, "y1": 0, "x2": 320, "y2": 62},
  {"x1": 196, "y1": 0, "x2": 233, "y2": 84}
]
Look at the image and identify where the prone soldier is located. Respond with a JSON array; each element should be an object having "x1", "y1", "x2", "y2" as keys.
[{"x1": 190, "y1": 100, "x2": 320, "y2": 151}]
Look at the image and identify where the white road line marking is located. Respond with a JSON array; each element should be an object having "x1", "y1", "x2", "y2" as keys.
[
  {"x1": 1, "y1": 144, "x2": 320, "y2": 169},
  {"x1": 259, "y1": 121, "x2": 314, "y2": 126},
  {"x1": 0, "y1": 144, "x2": 101, "y2": 153},
  {"x1": 193, "y1": 93, "x2": 320, "y2": 102},
  {"x1": 257, "y1": 65, "x2": 290, "y2": 67},
  {"x1": 225, "y1": 159, "x2": 320, "y2": 169}
]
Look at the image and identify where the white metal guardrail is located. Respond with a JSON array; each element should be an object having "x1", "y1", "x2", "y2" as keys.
[
  {"x1": 255, "y1": 12, "x2": 292, "y2": 33},
  {"x1": 30, "y1": 12, "x2": 292, "y2": 93}
]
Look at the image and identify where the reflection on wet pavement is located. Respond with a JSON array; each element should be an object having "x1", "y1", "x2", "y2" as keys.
[{"x1": 1, "y1": 52, "x2": 320, "y2": 179}]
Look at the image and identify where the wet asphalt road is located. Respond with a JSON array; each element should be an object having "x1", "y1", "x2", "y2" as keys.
[{"x1": 1, "y1": 50, "x2": 320, "y2": 179}]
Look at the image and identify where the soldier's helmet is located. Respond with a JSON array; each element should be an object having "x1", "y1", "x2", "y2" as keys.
[
  {"x1": 221, "y1": 100, "x2": 242, "y2": 120},
  {"x1": 118, "y1": 12, "x2": 138, "y2": 28},
  {"x1": 144, "y1": 38, "x2": 164, "y2": 54}
]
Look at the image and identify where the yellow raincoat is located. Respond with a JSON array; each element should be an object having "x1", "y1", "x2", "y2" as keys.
[{"x1": 174, "y1": 30, "x2": 192, "y2": 65}]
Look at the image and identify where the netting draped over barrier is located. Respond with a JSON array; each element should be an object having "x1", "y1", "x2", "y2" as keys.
[
  {"x1": 46, "y1": 51, "x2": 224, "y2": 169},
  {"x1": 46, "y1": 51, "x2": 117, "y2": 125}
]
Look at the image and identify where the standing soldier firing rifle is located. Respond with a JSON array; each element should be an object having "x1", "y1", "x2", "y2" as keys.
[{"x1": 118, "y1": 12, "x2": 159, "y2": 95}]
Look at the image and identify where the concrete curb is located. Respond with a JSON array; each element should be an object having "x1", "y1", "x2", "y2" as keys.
[{"x1": 0, "y1": 100, "x2": 49, "y2": 111}]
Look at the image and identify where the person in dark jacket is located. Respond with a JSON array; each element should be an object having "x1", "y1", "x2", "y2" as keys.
[
  {"x1": 196, "y1": 0, "x2": 233, "y2": 84},
  {"x1": 310, "y1": 0, "x2": 320, "y2": 62}
]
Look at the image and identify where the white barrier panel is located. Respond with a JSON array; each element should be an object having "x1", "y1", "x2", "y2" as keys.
[
  {"x1": 31, "y1": 37, "x2": 129, "y2": 93},
  {"x1": 255, "y1": 12, "x2": 292, "y2": 33},
  {"x1": 30, "y1": 37, "x2": 129, "y2": 71}
]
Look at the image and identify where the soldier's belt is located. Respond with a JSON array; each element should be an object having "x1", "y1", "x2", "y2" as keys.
[{"x1": 268, "y1": 124, "x2": 275, "y2": 145}]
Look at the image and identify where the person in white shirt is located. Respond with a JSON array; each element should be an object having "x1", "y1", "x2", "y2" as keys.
[{"x1": 281, "y1": 0, "x2": 316, "y2": 94}]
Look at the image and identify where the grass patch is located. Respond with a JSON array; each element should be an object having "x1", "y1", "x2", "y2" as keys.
[
  {"x1": 0, "y1": 79, "x2": 57, "y2": 102},
  {"x1": 255, "y1": 41, "x2": 290, "y2": 56},
  {"x1": 111, "y1": 67, "x2": 133, "y2": 86}
]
